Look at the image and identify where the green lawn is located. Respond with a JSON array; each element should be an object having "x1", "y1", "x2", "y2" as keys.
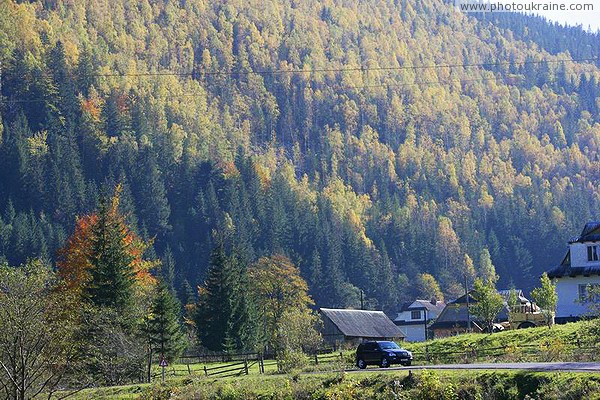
[{"x1": 402, "y1": 319, "x2": 597, "y2": 364}]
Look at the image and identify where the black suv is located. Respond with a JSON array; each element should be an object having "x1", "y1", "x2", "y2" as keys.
[{"x1": 355, "y1": 341, "x2": 413, "y2": 368}]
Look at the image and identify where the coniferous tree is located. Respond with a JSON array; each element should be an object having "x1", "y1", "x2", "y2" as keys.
[
  {"x1": 195, "y1": 242, "x2": 258, "y2": 352},
  {"x1": 161, "y1": 246, "x2": 176, "y2": 294},
  {"x1": 85, "y1": 196, "x2": 135, "y2": 311},
  {"x1": 195, "y1": 243, "x2": 228, "y2": 351},
  {"x1": 146, "y1": 282, "x2": 187, "y2": 363}
]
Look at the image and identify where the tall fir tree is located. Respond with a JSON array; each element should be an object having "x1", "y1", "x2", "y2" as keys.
[
  {"x1": 195, "y1": 242, "x2": 229, "y2": 351},
  {"x1": 146, "y1": 282, "x2": 187, "y2": 363},
  {"x1": 85, "y1": 195, "x2": 135, "y2": 311},
  {"x1": 195, "y1": 242, "x2": 258, "y2": 352}
]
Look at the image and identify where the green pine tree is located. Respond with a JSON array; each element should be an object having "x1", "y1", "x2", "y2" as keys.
[
  {"x1": 195, "y1": 242, "x2": 230, "y2": 351},
  {"x1": 146, "y1": 282, "x2": 187, "y2": 363},
  {"x1": 195, "y1": 243, "x2": 258, "y2": 352},
  {"x1": 85, "y1": 196, "x2": 135, "y2": 311}
]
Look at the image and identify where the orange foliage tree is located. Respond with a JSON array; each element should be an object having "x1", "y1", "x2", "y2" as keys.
[{"x1": 57, "y1": 184, "x2": 157, "y2": 298}]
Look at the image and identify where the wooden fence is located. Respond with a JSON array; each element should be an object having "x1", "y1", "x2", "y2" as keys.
[{"x1": 202, "y1": 359, "x2": 253, "y2": 378}]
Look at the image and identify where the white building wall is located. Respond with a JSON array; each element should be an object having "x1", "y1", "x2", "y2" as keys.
[
  {"x1": 394, "y1": 309, "x2": 425, "y2": 323},
  {"x1": 397, "y1": 324, "x2": 426, "y2": 342},
  {"x1": 570, "y1": 242, "x2": 600, "y2": 267},
  {"x1": 555, "y1": 275, "x2": 600, "y2": 318}
]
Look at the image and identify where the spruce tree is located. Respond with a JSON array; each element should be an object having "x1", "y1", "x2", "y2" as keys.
[
  {"x1": 195, "y1": 243, "x2": 230, "y2": 351},
  {"x1": 85, "y1": 196, "x2": 135, "y2": 311},
  {"x1": 195, "y1": 243, "x2": 258, "y2": 352},
  {"x1": 146, "y1": 282, "x2": 187, "y2": 363},
  {"x1": 161, "y1": 245, "x2": 176, "y2": 294}
]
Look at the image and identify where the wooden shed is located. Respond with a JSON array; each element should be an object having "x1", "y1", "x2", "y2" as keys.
[{"x1": 319, "y1": 308, "x2": 405, "y2": 348}]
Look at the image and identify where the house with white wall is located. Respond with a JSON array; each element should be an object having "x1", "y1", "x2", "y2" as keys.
[
  {"x1": 393, "y1": 299, "x2": 445, "y2": 342},
  {"x1": 546, "y1": 222, "x2": 600, "y2": 323}
]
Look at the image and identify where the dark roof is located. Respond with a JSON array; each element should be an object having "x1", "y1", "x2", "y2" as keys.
[
  {"x1": 569, "y1": 221, "x2": 600, "y2": 244},
  {"x1": 399, "y1": 299, "x2": 445, "y2": 313},
  {"x1": 413, "y1": 299, "x2": 446, "y2": 313},
  {"x1": 319, "y1": 308, "x2": 405, "y2": 339},
  {"x1": 429, "y1": 302, "x2": 478, "y2": 328},
  {"x1": 450, "y1": 292, "x2": 478, "y2": 305}
]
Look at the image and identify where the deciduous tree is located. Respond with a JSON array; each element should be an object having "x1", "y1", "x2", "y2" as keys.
[
  {"x1": 0, "y1": 260, "x2": 78, "y2": 400},
  {"x1": 471, "y1": 278, "x2": 504, "y2": 333},
  {"x1": 248, "y1": 254, "x2": 314, "y2": 353},
  {"x1": 531, "y1": 273, "x2": 557, "y2": 327}
]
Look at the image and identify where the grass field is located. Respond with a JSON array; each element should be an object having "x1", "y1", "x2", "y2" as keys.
[
  {"x1": 59, "y1": 319, "x2": 599, "y2": 399},
  {"x1": 402, "y1": 319, "x2": 598, "y2": 364}
]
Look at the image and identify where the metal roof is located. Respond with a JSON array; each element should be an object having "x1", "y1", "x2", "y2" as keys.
[{"x1": 319, "y1": 308, "x2": 405, "y2": 339}]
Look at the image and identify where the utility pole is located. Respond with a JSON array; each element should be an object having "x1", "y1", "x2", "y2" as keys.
[
  {"x1": 360, "y1": 289, "x2": 364, "y2": 310},
  {"x1": 465, "y1": 273, "x2": 471, "y2": 332},
  {"x1": 423, "y1": 308, "x2": 428, "y2": 341}
]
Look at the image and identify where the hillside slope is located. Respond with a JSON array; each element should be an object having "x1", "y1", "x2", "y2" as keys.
[{"x1": 0, "y1": 0, "x2": 598, "y2": 311}]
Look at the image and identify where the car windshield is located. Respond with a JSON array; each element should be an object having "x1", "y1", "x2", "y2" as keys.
[{"x1": 378, "y1": 341, "x2": 400, "y2": 350}]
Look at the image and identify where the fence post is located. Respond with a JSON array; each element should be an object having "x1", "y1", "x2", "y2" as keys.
[
  {"x1": 244, "y1": 359, "x2": 249, "y2": 375},
  {"x1": 339, "y1": 352, "x2": 343, "y2": 362},
  {"x1": 204, "y1": 365, "x2": 208, "y2": 377},
  {"x1": 314, "y1": 352, "x2": 319, "y2": 365},
  {"x1": 187, "y1": 363, "x2": 191, "y2": 375},
  {"x1": 259, "y1": 354, "x2": 264, "y2": 374},
  {"x1": 425, "y1": 345, "x2": 429, "y2": 364}
]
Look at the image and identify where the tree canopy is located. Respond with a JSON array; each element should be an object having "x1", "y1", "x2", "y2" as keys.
[{"x1": 0, "y1": 0, "x2": 598, "y2": 312}]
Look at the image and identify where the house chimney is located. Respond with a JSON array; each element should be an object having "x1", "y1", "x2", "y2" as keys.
[{"x1": 430, "y1": 297, "x2": 437, "y2": 305}]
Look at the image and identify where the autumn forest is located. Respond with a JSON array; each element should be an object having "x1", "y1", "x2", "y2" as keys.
[{"x1": 0, "y1": 0, "x2": 599, "y2": 350}]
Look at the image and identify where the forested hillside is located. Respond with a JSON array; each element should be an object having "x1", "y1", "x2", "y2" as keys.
[{"x1": 0, "y1": 0, "x2": 598, "y2": 313}]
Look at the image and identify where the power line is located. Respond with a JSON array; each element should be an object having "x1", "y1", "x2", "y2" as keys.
[
  {"x1": 0, "y1": 75, "x2": 507, "y2": 104},
  {"x1": 1, "y1": 56, "x2": 595, "y2": 104},
  {"x1": 9, "y1": 56, "x2": 600, "y2": 79},
  {"x1": 193, "y1": 56, "x2": 598, "y2": 77}
]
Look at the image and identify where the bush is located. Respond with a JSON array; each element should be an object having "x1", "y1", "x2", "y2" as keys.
[
  {"x1": 415, "y1": 370, "x2": 457, "y2": 400},
  {"x1": 278, "y1": 350, "x2": 310, "y2": 373}
]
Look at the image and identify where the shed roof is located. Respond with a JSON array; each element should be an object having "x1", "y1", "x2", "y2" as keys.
[{"x1": 319, "y1": 308, "x2": 405, "y2": 339}]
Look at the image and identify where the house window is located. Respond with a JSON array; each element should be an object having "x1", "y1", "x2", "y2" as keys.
[
  {"x1": 411, "y1": 310, "x2": 421, "y2": 320},
  {"x1": 588, "y1": 245, "x2": 599, "y2": 262},
  {"x1": 578, "y1": 284, "x2": 600, "y2": 303}
]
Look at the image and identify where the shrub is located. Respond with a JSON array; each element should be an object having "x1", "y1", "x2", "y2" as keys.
[{"x1": 278, "y1": 350, "x2": 310, "y2": 373}]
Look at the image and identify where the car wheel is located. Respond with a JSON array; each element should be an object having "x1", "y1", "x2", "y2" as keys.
[
  {"x1": 380, "y1": 357, "x2": 390, "y2": 368},
  {"x1": 357, "y1": 358, "x2": 366, "y2": 369}
]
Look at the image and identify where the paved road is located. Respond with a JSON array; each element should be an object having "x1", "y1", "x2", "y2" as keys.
[{"x1": 347, "y1": 362, "x2": 600, "y2": 373}]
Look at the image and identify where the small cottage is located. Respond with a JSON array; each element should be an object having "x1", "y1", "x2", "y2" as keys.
[
  {"x1": 546, "y1": 222, "x2": 600, "y2": 323},
  {"x1": 393, "y1": 299, "x2": 445, "y2": 342},
  {"x1": 319, "y1": 308, "x2": 405, "y2": 348}
]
